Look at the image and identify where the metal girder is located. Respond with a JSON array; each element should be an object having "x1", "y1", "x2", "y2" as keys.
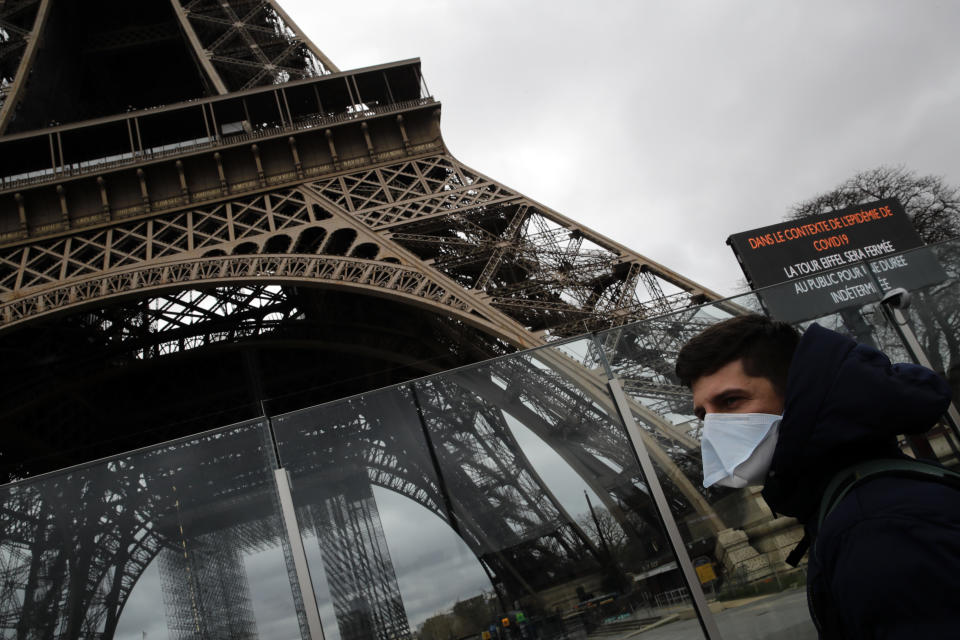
[
  {"x1": 309, "y1": 479, "x2": 411, "y2": 640},
  {"x1": 171, "y1": 0, "x2": 333, "y2": 94},
  {"x1": 158, "y1": 529, "x2": 259, "y2": 639},
  {"x1": 0, "y1": 0, "x2": 50, "y2": 135},
  {"x1": 0, "y1": 3, "x2": 736, "y2": 634}
]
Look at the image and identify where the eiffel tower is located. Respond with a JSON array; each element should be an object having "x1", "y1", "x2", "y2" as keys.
[
  {"x1": 0, "y1": 1, "x2": 730, "y2": 638},
  {"x1": 0, "y1": 0, "x2": 718, "y2": 476}
]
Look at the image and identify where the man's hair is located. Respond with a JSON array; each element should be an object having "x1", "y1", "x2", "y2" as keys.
[{"x1": 675, "y1": 314, "x2": 800, "y2": 396}]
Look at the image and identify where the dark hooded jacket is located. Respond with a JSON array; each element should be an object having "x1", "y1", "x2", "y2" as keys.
[{"x1": 761, "y1": 323, "x2": 960, "y2": 638}]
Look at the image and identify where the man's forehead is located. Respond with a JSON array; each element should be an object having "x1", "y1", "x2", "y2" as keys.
[{"x1": 691, "y1": 359, "x2": 751, "y2": 397}]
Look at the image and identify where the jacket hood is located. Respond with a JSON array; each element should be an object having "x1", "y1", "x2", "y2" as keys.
[{"x1": 761, "y1": 323, "x2": 951, "y2": 521}]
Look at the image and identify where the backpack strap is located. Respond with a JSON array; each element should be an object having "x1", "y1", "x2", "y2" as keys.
[
  {"x1": 783, "y1": 458, "x2": 960, "y2": 568},
  {"x1": 817, "y1": 458, "x2": 960, "y2": 531},
  {"x1": 784, "y1": 533, "x2": 810, "y2": 567}
]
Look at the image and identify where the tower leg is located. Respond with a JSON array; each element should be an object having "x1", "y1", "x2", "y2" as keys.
[
  {"x1": 159, "y1": 528, "x2": 259, "y2": 639},
  {"x1": 311, "y1": 477, "x2": 412, "y2": 640}
]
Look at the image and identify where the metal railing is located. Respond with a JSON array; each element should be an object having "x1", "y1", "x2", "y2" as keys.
[{"x1": 0, "y1": 97, "x2": 437, "y2": 192}]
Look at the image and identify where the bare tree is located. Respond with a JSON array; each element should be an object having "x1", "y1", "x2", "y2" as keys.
[
  {"x1": 788, "y1": 165, "x2": 960, "y2": 243},
  {"x1": 576, "y1": 508, "x2": 629, "y2": 559},
  {"x1": 788, "y1": 165, "x2": 960, "y2": 401}
]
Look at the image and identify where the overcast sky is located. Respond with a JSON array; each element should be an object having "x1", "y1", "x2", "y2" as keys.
[{"x1": 282, "y1": 0, "x2": 960, "y2": 297}]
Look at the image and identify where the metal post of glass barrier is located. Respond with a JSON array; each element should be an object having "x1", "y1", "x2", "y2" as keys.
[
  {"x1": 606, "y1": 378, "x2": 724, "y2": 640},
  {"x1": 275, "y1": 468, "x2": 327, "y2": 640}
]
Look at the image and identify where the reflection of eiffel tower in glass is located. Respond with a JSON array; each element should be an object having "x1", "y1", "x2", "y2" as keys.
[
  {"x1": 0, "y1": 2, "x2": 725, "y2": 639},
  {"x1": 312, "y1": 478, "x2": 411, "y2": 640}
]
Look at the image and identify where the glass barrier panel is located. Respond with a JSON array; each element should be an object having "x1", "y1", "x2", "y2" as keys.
[
  {"x1": 0, "y1": 419, "x2": 304, "y2": 640},
  {"x1": 272, "y1": 384, "x2": 497, "y2": 640},
  {"x1": 411, "y1": 337, "x2": 711, "y2": 640},
  {"x1": 597, "y1": 292, "x2": 819, "y2": 639},
  {"x1": 886, "y1": 242, "x2": 960, "y2": 374},
  {"x1": 796, "y1": 241, "x2": 960, "y2": 464},
  {"x1": 789, "y1": 299, "x2": 959, "y2": 464},
  {"x1": 595, "y1": 239, "x2": 960, "y2": 639},
  {"x1": 864, "y1": 240, "x2": 960, "y2": 464}
]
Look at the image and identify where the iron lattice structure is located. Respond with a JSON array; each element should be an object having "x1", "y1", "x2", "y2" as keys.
[
  {"x1": 310, "y1": 479, "x2": 411, "y2": 640},
  {"x1": 0, "y1": 422, "x2": 286, "y2": 640},
  {"x1": 0, "y1": 0, "x2": 336, "y2": 133},
  {"x1": 158, "y1": 529, "x2": 260, "y2": 639},
  {"x1": 0, "y1": 1, "x2": 732, "y2": 639}
]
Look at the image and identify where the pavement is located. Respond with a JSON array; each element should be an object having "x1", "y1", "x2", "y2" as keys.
[{"x1": 589, "y1": 589, "x2": 818, "y2": 640}]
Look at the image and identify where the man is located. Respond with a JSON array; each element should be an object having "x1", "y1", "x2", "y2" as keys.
[{"x1": 675, "y1": 314, "x2": 960, "y2": 638}]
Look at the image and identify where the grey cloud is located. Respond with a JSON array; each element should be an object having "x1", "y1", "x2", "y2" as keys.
[{"x1": 283, "y1": 0, "x2": 960, "y2": 296}]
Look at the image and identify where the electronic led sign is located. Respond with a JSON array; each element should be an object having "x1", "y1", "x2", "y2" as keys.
[{"x1": 727, "y1": 198, "x2": 946, "y2": 322}]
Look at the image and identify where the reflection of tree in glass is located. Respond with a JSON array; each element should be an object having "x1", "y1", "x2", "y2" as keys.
[
  {"x1": 574, "y1": 505, "x2": 668, "y2": 573},
  {"x1": 576, "y1": 508, "x2": 627, "y2": 558}
]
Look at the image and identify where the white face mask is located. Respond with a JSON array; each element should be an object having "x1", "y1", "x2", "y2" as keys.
[{"x1": 701, "y1": 413, "x2": 781, "y2": 488}]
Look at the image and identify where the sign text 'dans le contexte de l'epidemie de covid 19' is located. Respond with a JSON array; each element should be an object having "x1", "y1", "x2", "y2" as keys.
[{"x1": 727, "y1": 198, "x2": 946, "y2": 323}]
